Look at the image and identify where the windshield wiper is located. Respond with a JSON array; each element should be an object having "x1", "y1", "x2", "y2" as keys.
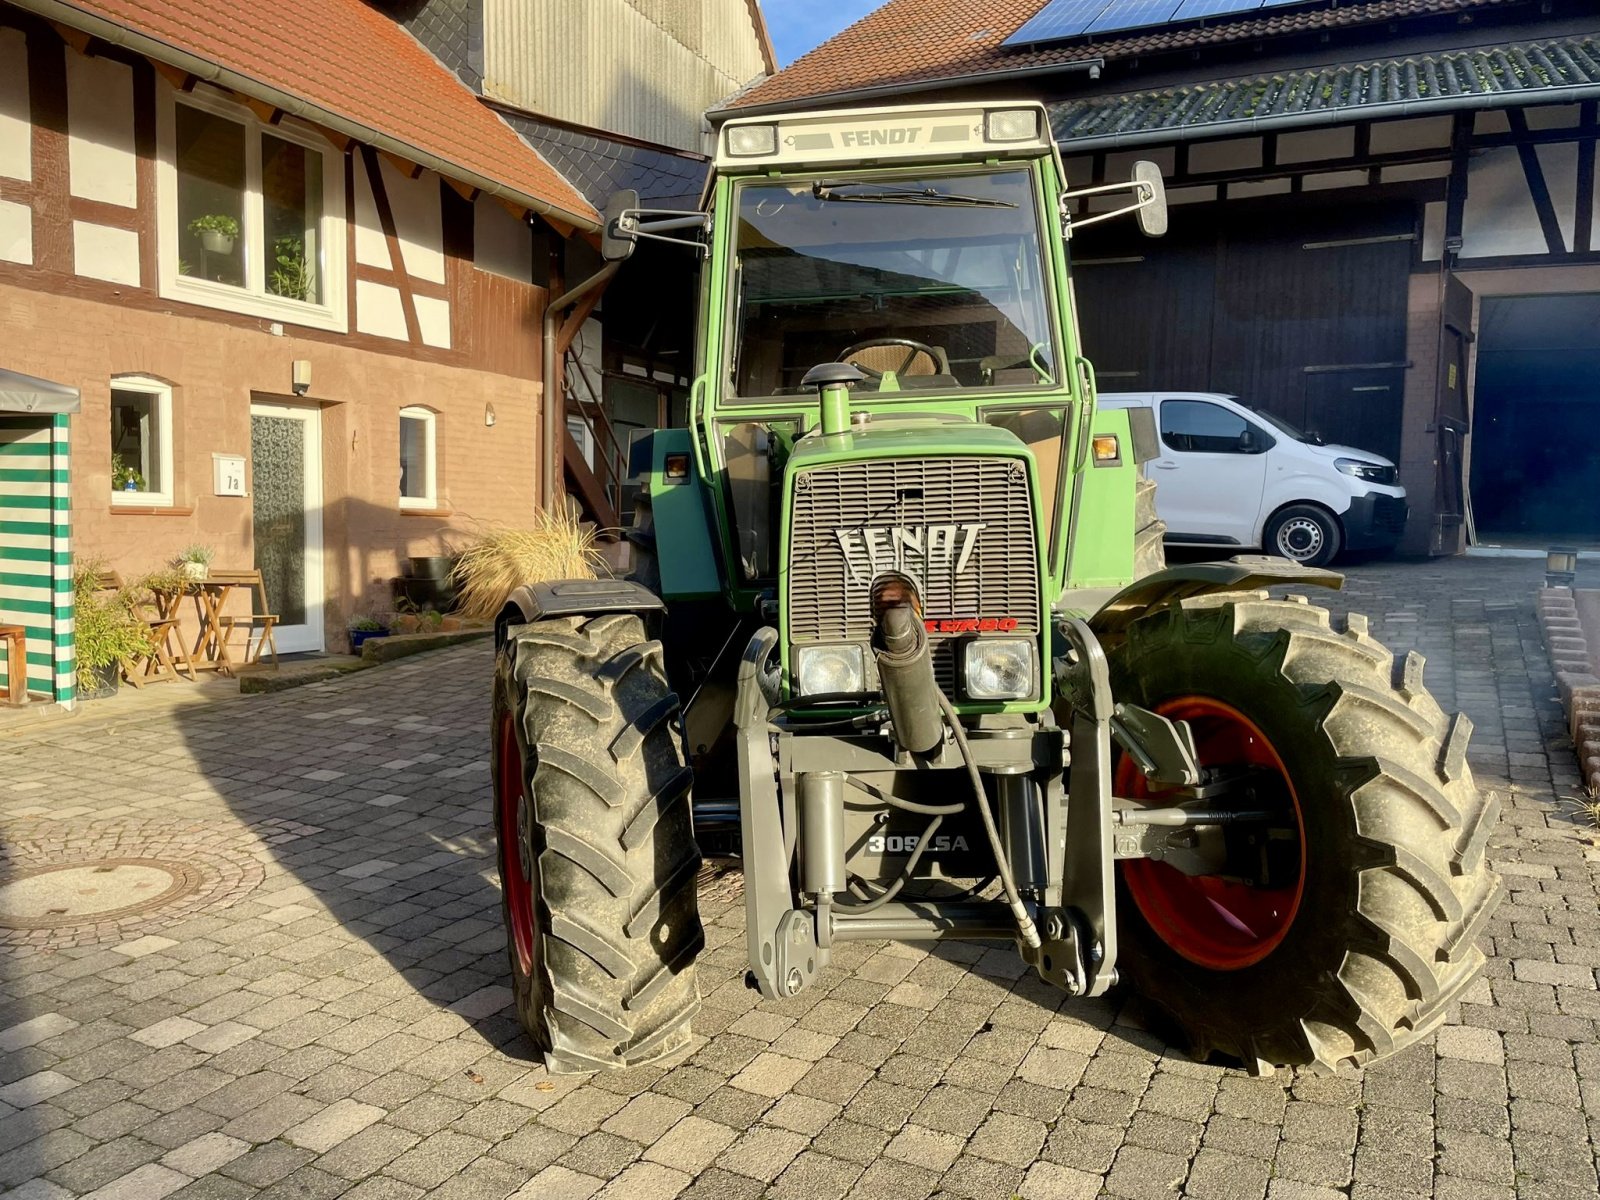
[{"x1": 812, "y1": 182, "x2": 1017, "y2": 209}]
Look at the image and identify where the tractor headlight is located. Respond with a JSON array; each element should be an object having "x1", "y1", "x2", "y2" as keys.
[
  {"x1": 726, "y1": 124, "x2": 778, "y2": 157},
  {"x1": 795, "y1": 644, "x2": 866, "y2": 697},
  {"x1": 963, "y1": 639, "x2": 1035, "y2": 700},
  {"x1": 985, "y1": 108, "x2": 1040, "y2": 143}
]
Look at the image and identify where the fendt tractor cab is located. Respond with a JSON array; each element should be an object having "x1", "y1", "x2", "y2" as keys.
[{"x1": 490, "y1": 102, "x2": 1500, "y2": 1077}]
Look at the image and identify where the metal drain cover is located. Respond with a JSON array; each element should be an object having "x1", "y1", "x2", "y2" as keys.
[{"x1": 0, "y1": 859, "x2": 201, "y2": 930}]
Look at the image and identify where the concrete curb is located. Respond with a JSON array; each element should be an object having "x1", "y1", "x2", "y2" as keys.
[
  {"x1": 1535, "y1": 585, "x2": 1600, "y2": 796},
  {"x1": 238, "y1": 627, "x2": 492, "y2": 694}
]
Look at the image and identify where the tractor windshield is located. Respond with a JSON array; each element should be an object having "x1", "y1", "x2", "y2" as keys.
[{"x1": 728, "y1": 168, "x2": 1059, "y2": 398}]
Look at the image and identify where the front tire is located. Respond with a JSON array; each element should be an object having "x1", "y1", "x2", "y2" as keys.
[
  {"x1": 1107, "y1": 593, "x2": 1502, "y2": 1073},
  {"x1": 1266, "y1": 503, "x2": 1341, "y2": 567},
  {"x1": 492, "y1": 613, "x2": 702, "y2": 1072}
]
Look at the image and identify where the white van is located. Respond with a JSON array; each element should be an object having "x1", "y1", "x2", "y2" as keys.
[{"x1": 1098, "y1": 392, "x2": 1407, "y2": 567}]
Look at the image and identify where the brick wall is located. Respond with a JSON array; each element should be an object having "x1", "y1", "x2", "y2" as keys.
[{"x1": 1, "y1": 280, "x2": 542, "y2": 652}]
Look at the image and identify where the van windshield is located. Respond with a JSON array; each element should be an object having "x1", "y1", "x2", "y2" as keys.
[
  {"x1": 728, "y1": 168, "x2": 1058, "y2": 398},
  {"x1": 1251, "y1": 407, "x2": 1323, "y2": 445}
]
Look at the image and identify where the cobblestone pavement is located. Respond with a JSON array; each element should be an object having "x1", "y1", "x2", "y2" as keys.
[{"x1": 1, "y1": 556, "x2": 1597, "y2": 1200}]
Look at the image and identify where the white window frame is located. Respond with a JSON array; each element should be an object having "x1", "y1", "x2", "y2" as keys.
[
  {"x1": 155, "y1": 83, "x2": 348, "y2": 332},
  {"x1": 398, "y1": 406, "x2": 437, "y2": 510},
  {"x1": 109, "y1": 376, "x2": 174, "y2": 507}
]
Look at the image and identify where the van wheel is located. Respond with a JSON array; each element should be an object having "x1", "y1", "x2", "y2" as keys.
[{"x1": 1266, "y1": 504, "x2": 1341, "y2": 567}]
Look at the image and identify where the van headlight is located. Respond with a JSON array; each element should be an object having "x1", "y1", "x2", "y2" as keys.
[
  {"x1": 795, "y1": 644, "x2": 866, "y2": 696},
  {"x1": 1335, "y1": 457, "x2": 1393, "y2": 483},
  {"x1": 963, "y1": 639, "x2": 1035, "y2": 700}
]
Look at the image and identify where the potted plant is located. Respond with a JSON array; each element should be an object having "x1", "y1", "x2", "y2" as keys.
[
  {"x1": 349, "y1": 613, "x2": 390, "y2": 652},
  {"x1": 187, "y1": 213, "x2": 239, "y2": 255},
  {"x1": 73, "y1": 564, "x2": 155, "y2": 700},
  {"x1": 268, "y1": 235, "x2": 315, "y2": 302},
  {"x1": 176, "y1": 544, "x2": 214, "y2": 582},
  {"x1": 112, "y1": 453, "x2": 145, "y2": 494}
]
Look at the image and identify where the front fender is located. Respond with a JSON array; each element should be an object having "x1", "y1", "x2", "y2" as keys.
[
  {"x1": 495, "y1": 578, "x2": 666, "y2": 648},
  {"x1": 1087, "y1": 556, "x2": 1341, "y2": 650}
]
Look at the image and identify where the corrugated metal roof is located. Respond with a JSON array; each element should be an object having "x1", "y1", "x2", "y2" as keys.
[{"x1": 1050, "y1": 34, "x2": 1600, "y2": 147}]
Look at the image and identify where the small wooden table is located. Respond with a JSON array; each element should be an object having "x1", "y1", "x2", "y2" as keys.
[{"x1": 188, "y1": 574, "x2": 256, "y2": 675}]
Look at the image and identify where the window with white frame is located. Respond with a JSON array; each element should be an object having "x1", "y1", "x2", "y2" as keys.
[
  {"x1": 158, "y1": 87, "x2": 346, "y2": 331},
  {"x1": 110, "y1": 377, "x2": 174, "y2": 506},
  {"x1": 399, "y1": 407, "x2": 437, "y2": 509}
]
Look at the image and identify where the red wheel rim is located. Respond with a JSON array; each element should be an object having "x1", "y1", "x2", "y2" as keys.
[
  {"x1": 497, "y1": 713, "x2": 535, "y2": 977},
  {"x1": 1116, "y1": 696, "x2": 1306, "y2": 971}
]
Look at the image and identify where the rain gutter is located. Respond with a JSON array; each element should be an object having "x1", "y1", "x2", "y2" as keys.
[{"x1": 12, "y1": 0, "x2": 599, "y2": 232}]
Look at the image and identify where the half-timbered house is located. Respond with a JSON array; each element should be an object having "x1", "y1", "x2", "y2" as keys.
[{"x1": 0, "y1": 0, "x2": 605, "y2": 694}]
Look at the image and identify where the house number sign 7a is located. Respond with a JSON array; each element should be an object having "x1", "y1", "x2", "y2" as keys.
[{"x1": 213, "y1": 453, "x2": 246, "y2": 497}]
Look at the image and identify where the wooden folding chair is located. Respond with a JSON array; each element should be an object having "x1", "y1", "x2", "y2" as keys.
[
  {"x1": 127, "y1": 584, "x2": 195, "y2": 684},
  {"x1": 220, "y1": 569, "x2": 279, "y2": 666}
]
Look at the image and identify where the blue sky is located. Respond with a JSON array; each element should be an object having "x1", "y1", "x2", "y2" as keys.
[{"x1": 762, "y1": 0, "x2": 881, "y2": 66}]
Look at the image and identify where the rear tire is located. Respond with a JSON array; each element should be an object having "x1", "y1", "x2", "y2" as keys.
[
  {"x1": 1107, "y1": 593, "x2": 1502, "y2": 1073},
  {"x1": 492, "y1": 613, "x2": 702, "y2": 1072},
  {"x1": 1134, "y1": 475, "x2": 1166, "y2": 579}
]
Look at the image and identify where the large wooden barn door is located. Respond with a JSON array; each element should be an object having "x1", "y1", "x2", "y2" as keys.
[{"x1": 1074, "y1": 203, "x2": 1413, "y2": 461}]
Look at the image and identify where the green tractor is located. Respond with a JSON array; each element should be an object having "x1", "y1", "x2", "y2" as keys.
[{"x1": 490, "y1": 102, "x2": 1501, "y2": 1076}]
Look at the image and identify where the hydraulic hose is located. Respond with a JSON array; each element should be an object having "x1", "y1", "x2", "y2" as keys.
[{"x1": 937, "y1": 691, "x2": 1041, "y2": 950}]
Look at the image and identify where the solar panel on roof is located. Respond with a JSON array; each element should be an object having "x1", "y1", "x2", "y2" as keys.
[
  {"x1": 1084, "y1": 0, "x2": 1183, "y2": 35},
  {"x1": 1002, "y1": 0, "x2": 1111, "y2": 47},
  {"x1": 1172, "y1": 0, "x2": 1263, "y2": 20}
]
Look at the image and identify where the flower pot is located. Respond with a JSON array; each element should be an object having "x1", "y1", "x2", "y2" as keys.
[
  {"x1": 181, "y1": 561, "x2": 208, "y2": 582},
  {"x1": 350, "y1": 628, "x2": 390, "y2": 652},
  {"x1": 200, "y1": 230, "x2": 234, "y2": 254},
  {"x1": 77, "y1": 662, "x2": 120, "y2": 700},
  {"x1": 408, "y1": 556, "x2": 454, "y2": 582}
]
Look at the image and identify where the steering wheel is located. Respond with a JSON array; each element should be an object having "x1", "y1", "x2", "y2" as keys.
[{"x1": 838, "y1": 338, "x2": 945, "y2": 379}]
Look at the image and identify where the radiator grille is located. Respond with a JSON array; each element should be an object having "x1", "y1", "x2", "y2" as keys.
[{"x1": 787, "y1": 456, "x2": 1041, "y2": 691}]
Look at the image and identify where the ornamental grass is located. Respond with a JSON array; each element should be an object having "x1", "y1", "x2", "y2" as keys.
[{"x1": 449, "y1": 512, "x2": 603, "y2": 620}]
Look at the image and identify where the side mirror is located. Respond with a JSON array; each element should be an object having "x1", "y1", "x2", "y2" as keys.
[
  {"x1": 1133, "y1": 161, "x2": 1167, "y2": 238},
  {"x1": 601, "y1": 189, "x2": 641, "y2": 263},
  {"x1": 1239, "y1": 428, "x2": 1257, "y2": 453}
]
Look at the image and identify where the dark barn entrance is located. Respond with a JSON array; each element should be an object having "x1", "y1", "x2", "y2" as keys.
[
  {"x1": 1470, "y1": 292, "x2": 1600, "y2": 545},
  {"x1": 1073, "y1": 201, "x2": 1413, "y2": 462}
]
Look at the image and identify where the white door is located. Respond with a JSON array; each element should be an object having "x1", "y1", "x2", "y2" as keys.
[
  {"x1": 250, "y1": 402, "x2": 325, "y2": 653},
  {"x1": 1150, "y1": 398, "x2": 1270, "y2": 547}
]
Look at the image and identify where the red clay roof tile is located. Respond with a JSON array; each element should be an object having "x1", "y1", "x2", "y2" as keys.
[{"x1": 51, "y1": 0, "x2": 596, "y2": 225}]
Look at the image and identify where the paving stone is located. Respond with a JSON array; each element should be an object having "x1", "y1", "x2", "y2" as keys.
[
  {"x1": 883, "y1": 1123, "x2": 964, "y2": 1172},
  {"x1": 81, "y1": 1163, "x2": 190, "y2": 1200},
  {"x1": 1021, "y1": 1160, "x2": 1105, "y2": 1200},
  {"x1": 644, "y1": 1116, "x2": 736, "y2": 1174},
  {"x1": 284, "y1": 1098, "x2": 385, "y2": 1152},
  {"x1": 158, "y1": 1133, "x2": 249, "y2": 1177},
  {"x1": 714, "y1": 1125, "x2": 808, "y2": 1183}
]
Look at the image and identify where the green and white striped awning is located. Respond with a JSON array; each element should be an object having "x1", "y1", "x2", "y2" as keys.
[{"x1": 1, "y1": 412, "x2": 74, "y2": 704}]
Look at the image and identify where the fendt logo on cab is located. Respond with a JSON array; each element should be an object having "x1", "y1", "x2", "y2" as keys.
[
  {"x1": 840, "y1": 126, "x2": 923, "y2": 147},
  {"x1": 835, "y1": 522, "x2": 986, "y2": 585}
]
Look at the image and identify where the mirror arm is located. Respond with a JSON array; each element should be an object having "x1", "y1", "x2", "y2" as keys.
[
  {"x1": 612, "y1": 209, "x2": 712, "y2": 257},
  {"x1": 1059, "y1": 182, "x2": 1158, "y2": 238}
]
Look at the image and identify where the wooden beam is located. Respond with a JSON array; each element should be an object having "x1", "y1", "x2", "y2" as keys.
[
  {"x1": 381, "y1": 150, "x2": 426, "y2": 181},
  {"x1": 243, "y1": 97, "x2": 281, "y2": 126},
  {"x1": 361, "y1": 144, "x2": 423, "y2": 346},
  {"x1": 1507, "y1": 109, "x2": 1566, "y2": 255},
  {"x1": 27, "y1": 27, "x2": 72, "y2": 275},
  {"x1": 555, "y1": 285, "x2": 604, "y2": 355},
  {"x1": 150, "y1": 60, "x2": 192, "y2": 91},
  {"x1": 443, "y1": 177, "x2": 480, "y2": 203},
  {"x1": 1575, "y1": 101, "x2": 1596, "y2": 255},
  {"x1": 49, "y1": 21, "x2": 91, "y2": 55}
]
